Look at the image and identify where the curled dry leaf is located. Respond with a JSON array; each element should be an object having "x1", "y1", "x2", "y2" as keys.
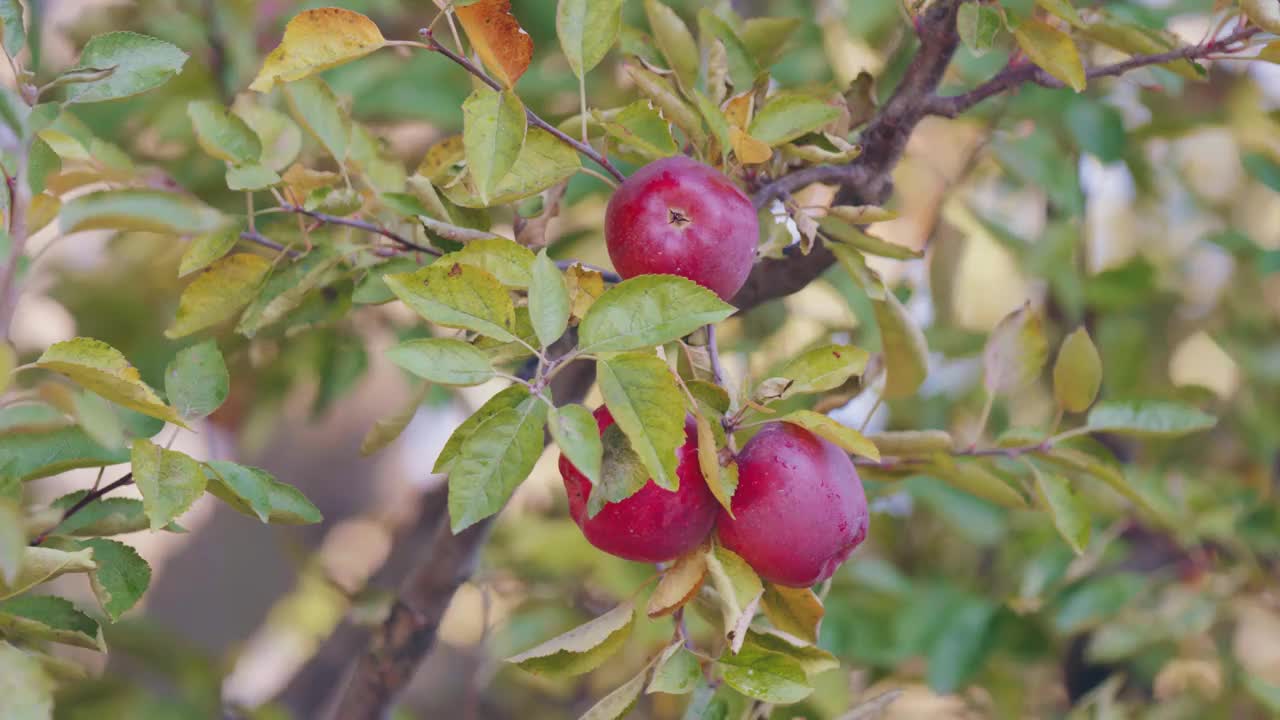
[{"x1": 455, "y1": 0, "x2": 534, "y2": 88}]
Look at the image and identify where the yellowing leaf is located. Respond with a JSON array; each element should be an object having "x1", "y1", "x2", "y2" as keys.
[
  {"x1": 775, "y1": 410, "x2": 880, "y2": 461},
  {"x1": 761, "y1": 584, "x2": 824, "y2": 644},
  {"x1": 131, "y1": 440, "x2": 206, "y2": 530},
  {"x1": 442, "y1": 128, "x2": 580, "y2": 208},
  {"x1": 250, "y1": 8, "x2": 386, "y2": 92},
  {"x1": 361, "y1": 383, "x2": 429, "y2": 456},
  {"x1": 1054, "y1": 327, "x2": 1102, "y2": 413},
  {"x1": 0, "y1": 547, "x2": 96, "y2": 601},
  {"x1": 384, "y1": 262, "x2": 518, "y2": 342},
  {"x1": 1243, "y1": 0, "x2": 1280, "y2": 34},
  {"x1": 507, "y1": 601, "x2": 635, "y2": 676},
  {"x1": 1030, "y1": 464, "x2": 1091, "y2": 554},
  {"x1": 455, "y1": 0, "x2": 534, "y2": 88},
  {"x1": 166, "y1": 254, "x2": 271, "y2": 339},
  {"x1": 872, "y1": 290, "x2": 928, "y2": 399},
  {"x1": 869, "y1": 430, "x2": 954, "y2": 457},
  {"x1": 643, "y1": 0, "x2": 699, "y2": 89},
  {"x1": 564, "y1": 263, "x2": 606, "y2": 318},
  {"x1": 36, "y1": 338, "x2": 184, "y2": 427},
  {"x1": 705, "y1": 542, "x2": 764, "y2": 652},
  {"x1": 1014, "y1": 19, "x2": 1086, "y2": 93},
  {"x1": 462, "y1": 87, "x2": 528, "y2": 206},
  {"x1": 695, "y1": 411, "x2": 737, "y2": 515},
  {"x1": 557, "y1": 0, "x2": 624, "y2": 78},
  {"x1": 60, "y1": 190, "x2": 224, "y2": 236},
  {"x1": 647, "y1": 546, "x2": 708, "y2": 617},
  {"x1": 731, "y1": 126, "x2": 773, "y2": 165},
  {"x1": 984, "y1": 302, "x2": 1048, "y2": 395}
]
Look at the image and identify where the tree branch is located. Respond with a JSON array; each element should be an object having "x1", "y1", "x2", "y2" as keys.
[
  {"x1": 924, "y1": 25, "x2": 1261, "y2": 118},
  {"x1": 417, "y1": 30, "x2": 627, "y2": 184},
  {"x1": 283, "y1": 204, "x2": 441, "y2": 256},
  {"x1": 30, "y1": 474, "x2": 134, "y2": 546}
]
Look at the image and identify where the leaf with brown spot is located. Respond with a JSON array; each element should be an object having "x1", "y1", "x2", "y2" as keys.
[
  {"x1": 250, "y1": 8, "x2": 387, "y2": 92},
  {"x1": 455, "y1": 0, "x2": 534, "y2": 88}
]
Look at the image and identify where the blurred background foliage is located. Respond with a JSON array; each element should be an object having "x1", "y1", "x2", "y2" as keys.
[{"x1": 4, "y1": 0, "x2": 1279, "y2": 718}]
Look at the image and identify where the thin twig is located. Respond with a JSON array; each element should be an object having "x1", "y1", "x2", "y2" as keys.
[
  {"x1": 30, "y1": 474, "x2": 135, "y2": 546},
  {"x1": 282, "y1": 204, "x2": 441, "y2": 255},
  {"x1": 925, "y1": 25, "x2": 1262, "y2": 118},
  {"x1": 416, "y1": 29, "x2": 626, "y2": 183},
  {"x1": 854, "y1": 439, "x2": 1053, "y2": 469},
  {"x1": 706, "y1": 324, "x2": 727, "y2": 387},
  {"x1": 239, "y1": 230, "x2": 300, "y2": 257}
]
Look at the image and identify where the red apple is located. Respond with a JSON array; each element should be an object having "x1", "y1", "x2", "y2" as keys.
[
  {"x1": 717, "y1": 421, "x2": 869, "y2": 587},
  {"x1": 605, "y1": 156, "x2": 758, "y2": 301},
  {"x1": 560, "y1": 407, "x2": 718, "y2": 563}
]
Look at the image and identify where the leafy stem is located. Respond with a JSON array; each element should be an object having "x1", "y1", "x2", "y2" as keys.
[
  {"x1": 30, "y1": 473, "x2": 136, "y2": 546},
  {"x1": 412, "y1": 29, "x2": 627, "y2": 183}
]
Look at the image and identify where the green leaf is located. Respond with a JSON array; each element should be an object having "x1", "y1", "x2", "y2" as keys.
[
  {"x1": 983, "y1": 302, "x2": 1048, "y2": 395},
  {"x1": 767, "y1": 344, "x2": 869, "y2": 401},
  {"x1": 0, "y1": 0, "x2": 25, "y2": 56},
  {"x1": 1084, "y1": 401, "x2": 1216, "y2": 437},
  {"x1": 648, "y1": 644, "x2": 702, "y2": 695},
  {"x1": 61, "y1": 189, "x2": 224, "y2": 235},
  {"x1": 131, "y1": 440, "x2": 206, "y2": 530},
  {"x1": 68, "y1": 538, "x2": 150, "y2": 621},
  {"x1": 386, "y1": 338, "x2": 495, "y2": 386},
  {"x1": 697, "y1": 10, "x2": 759, "y2": 92},
  {"x1": 872, "y1": 290, "x2": 928, "y2": 399},
  {"x1": 0, "y1": 546, "x2": 95, "y2": 601},
  {"x1": 235, "y1": 251, "x2": 343, "y2": 338},
  {"x1": 438, "y1": 237, "x2": 536, "y2": 289},
  {"x1": 869, "y1": 430, "x2": 954, "y2": 457},
  {"x1": 507, "y1": 601, "x2": 634, "y2": 676},
  {"x1": 958, "y1": 3, "x2": 1003, "y2": 56},
  {"x1": 205, "y1": 461, "x2": 322, "y2": 525},
  {"x1": 690, "y1": 88, "x2": 731, "y2": 161},
  {"x1": 589, "y1": 423, "x2": 651, "y2": 516},
  {"x1": 719, "y1": 642, "x2": 813, "y2": 704},
  {"x1": 361, "y1": 383, "x2": 429, "y2": 456},
  {"x1": 0, "y1": 595, "x2": 103, "y2": 651},
  {"x1": 580, "y1": 275, "x2": 735, "y2": 353},
  {"x1": 179, "y1": 225, "x2": 242, "y2": 277},
  {"x1": 448, "y1": 396, "x2": 549, "y2": 532},
  {"x1": 1243, "y1": 152, "x2": 1280, "y2": 193},
  {"x1": 443, "y1": 128, "x2": 581, "y2": 208},
  {"x1": 819, "y1": 217, "x2": 921, "y2": 260},
  {"x1": 385, "y1": 262, "x2": 518, "y2": 342},
  {"x1": 557, "y1": 0, "x2": 624, "y2": 78},
  {"x1": 596, "y1": 352, "x2": 686, "y2": 491},
  {"x1": 549, "y1": 404, "x2": 602, "y2": 486},
  {"x1": 775, "y1": 411, "x2": 880, "y2": 461},
  {"x1": 742, "y1": 629, "x2": 838, "y2": 677},
  {"x1": 0, "y1": 499, "x2": 20, "y2": 585},
  {"x1": 236, "y1": 104, "x2": 303, "y2": 172},
  {"x1": 65, "y1": 32, "x2": 188, "y2": 103},
  {"x1": 740, "y1": 17, "x2": 802, "y2": 67},
  {"x1": 1037, "y1": 444, "x2": 1163, "y2": 521},
  {"x1": 1065, "y1": 99, "x2": 1125, "y2": 163},
  {"x1": 1013, "y1": 19, "x2": 1086, "y2": 92},
  {"x1": 644, "y1": 0, "x2": 699, "y2": 89},
  {"x1": 749, "y1": 93, "x2": 840, "y2": 146},
  {"x1": 927, "y1": 596, "x2": 994, "y2": 693},
  {"x1": 0, "y1": 341, "x2": 13, "y2": 395},
  {"x1": 0, "y1": 421, "x2": 129, "y2": 482},
  {"x1": 929, "y1": 456, "x2": 1028, "y2": 509},
  {"x1": 71, "y1": 391, "x2": 124, "y2": 450},
  {"x1": 463, "y1": 87, "x2": 528, "y2": 206},
  {"x1": 164, "y1": 340, "x2": 228, "y2": 421},
  {"x1": 1030, "y1": 464, "x2": 1090, "y2": 554},
  {"x1": 166, "y1": 254, "x2": 272, "y2": 338},
  {"x1": 226, "y1": 162, "x2": 282, "y2": 191},
  {"x1": 36, "y1": 338, "x2": 183, "y2": 427},
  {"x1": 188, "y1": 100, "x2": 261, "y2": 165},
  {"x1": 598, "y1": 100, "x2": 678, "y2": 159},
  {"x1": 434, "y1": 386, "x2": 531, "y2": 474},
  {"x1": 761, "y1": 584, "x2": 824, "y2": 645},
  {"x1": 284, "y1": 77, "x2": 350, "y2": 162},
  {"x1": 1036, "y1": 0, "x2": 1084, "y2": 27},
  {"x1": 581, "y1": 664, "x2": 649, "y2": 720},
  {"x1": 705, "y1": 542, "x2": 764, "y2": 650},
  {"x1": 47, "y1": 494, "x2": 160, "y2": 537},
  {"x1": 1053, "y1": 327, "x2": 1101, "y2": 413},
  {"x1": 0, "y1": 641, "x2": 54, "y2": 719},
  {"x1": 623, "y1": 65, "x2": 706, "y2": 147},
  {"x1": 530, "y1": 249, "x2": 570, "y2": 348}
]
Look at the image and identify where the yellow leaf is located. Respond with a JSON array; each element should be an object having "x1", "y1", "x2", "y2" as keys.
[
  {"x1": 1014, "y1": 19, "x2": 1086, "y2": 92},
  {"x1": 456, "y1": 0, "x2": 534, "y2": 88},
  {"x1": 563, "y1": 263, "x2": 606, "y2": 319},
  {"x1": 723, "y1": 92, "x2": 753, "y2": 129},
  {"x1": 250, "y1": 8, "x2": 387, "y2": 93},
  {"x1": 166, "y1": 254, "x2": 272, "y2": 339},
  {"x1": 35, "y1": 338, "x2": 185, "y2": 427},
  {"x1": 730, "y1": 126, "x2": 773, "y2": 165},
  {"x1": 647, "y1": 547, "x2": 708, "y2": 618}
]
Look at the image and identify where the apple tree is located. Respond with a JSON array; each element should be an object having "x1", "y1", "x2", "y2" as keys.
[{"x1": 1, "y1": 0, "x2": 1278, "y2": 718}]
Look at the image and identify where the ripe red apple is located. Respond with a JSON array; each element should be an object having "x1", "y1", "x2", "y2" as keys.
[
  {"x1": 717, "y1": 421, "x2": 869, "y2": 587},
  {"x1": 559, "y1": 407, "x2": 718, "y2": 563},
  {"x1": 605, "y1": 156, "x2": 758, "y2": 301}
]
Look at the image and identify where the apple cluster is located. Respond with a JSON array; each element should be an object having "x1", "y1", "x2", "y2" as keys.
[{"x1": 558, "y1": 158, "x2": 870, "y2": 588}]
